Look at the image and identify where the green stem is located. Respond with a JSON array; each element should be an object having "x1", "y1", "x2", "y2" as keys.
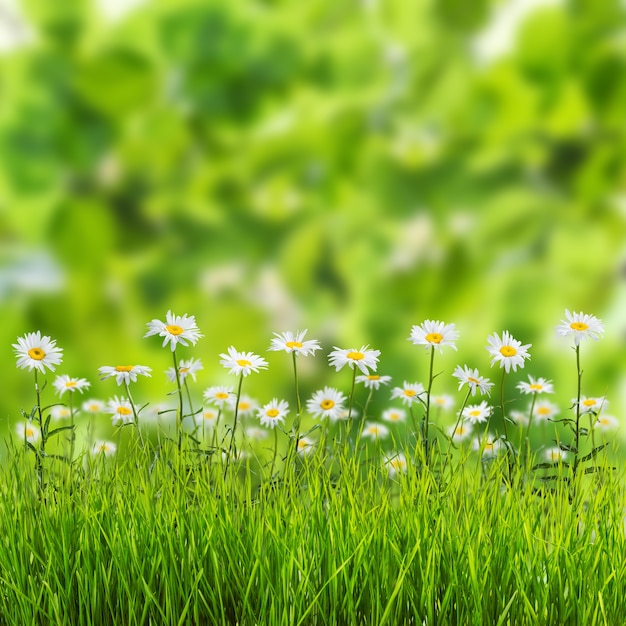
[
  {"x1": 572, "y1": 344, "x2": 582, "y2": 488},
  {"x1": 424, "y1": 345, "x2": 436, "y2": 466},
  {"x1": 524, "y1": 393, "x2": 538, "y2": 466},
  {"x1": 224, "y1": 374, "x2": 244, "y2": 479},
  {"x1": 441, "y1": 388, "x2": 471, "y2": 480},
  {"x1": 172, "y1": 350, "x2": 184, "y2": 455},
  {"x1": 124, "y1": 382, "x2": 145, "y2": 448},
  {"x1": 270, "y1": 427, "x2": 278, "y2": 479},
  {"x1": 34, "y1": 370, "x2": 45, "y2": 493}
]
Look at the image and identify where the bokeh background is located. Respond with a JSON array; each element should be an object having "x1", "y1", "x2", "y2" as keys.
[{"x1": 1, "y1": 0, "x2": 626, "y2": 444}]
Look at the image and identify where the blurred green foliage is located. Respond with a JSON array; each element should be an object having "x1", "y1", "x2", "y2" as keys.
[{"x1": 1, "y1": 0, "x2": 626, "y2": 438}]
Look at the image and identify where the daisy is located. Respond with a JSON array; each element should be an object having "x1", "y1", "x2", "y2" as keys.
[
  {"x1": 193, "y1": 408, "x2": 219, "y2": 430},
  {"x1": 82, "y1": 399, "x2": 105, "y2": 414},
  {"x1": 533, "y1": 400, "x2": 560, "y2": 422},
  {"x1": 328, "y1": 345, "x2": 380, "y2": 375},
  {"x1": 385, "y1": 453, "x2": 408, "y2": 477},
  {"x1": 361, "y1": 422, "x2": 390, "y2": 440},
  {"x1": 462, "y1": 401, "x2": 492, "y2": 425},
  {"x1": 517, "y1": 376, "x2": 554, "y2": 395},
  {"x1": 297, "y1": 436, "x2": 315, "y2": 456},
  {"x1": 356, "y1": 374, "x2": 392, "y2": 390},
  {"x1": 544, "y1": 447, "x2": 567, "y2": 463},
  {"x1": 268, "y1": 330, "x2": 322, "y2": 356},
  {"x1": 594, "y1": 414, "x2": 619, "y2": 431},
  {"x1": 556, "y1": 310, "x2": 604, "y2": 346},
  {"x1": 99, "y1": 365, "x2": 152, "y2": 386},
  {"x1": 228, "y1": 395, "x2": 258, "y2": 417},
  {"x1": 431, "y1": 394, "x2": 454, "y2": 411},
  {"x1": 166, "y1": 357, "x2": 203, "y2": 383},
  {"x1": 306, "y1": 387, "x2": 347, "y2": 421},
  {"x1": 13, "y1": 331, "x2": 63, "y2": 373},
  {"x1": 51, "y1": 405, "x2": 72, "y2": 420},
  {"x1": 449, "y1": 422, "x2": 473, "y2": 442},
  {"x1": 382, "y1": 407, "x2": 407, "y2": 423},
  {"x1": 203, "y1": 385, "x2": 233, "y2": 407},
  {"x1": 409, "y1": 320, "x2": 459, "y2": 352},
  {"x1": 145, "y1": 310, "x2": 203, "y2": 351},
  {"x1": 53, "y1": 375, "x2": 91, "y2": 397},
  {"x1": 107, "y1": 396, "x2": 134, "y2": 426},
  {"x1": 258, "y1": 398, "x2": 289, "y2": 429},
  {"x1": 472, "y1": 437, "x2": 503, "y2": 459},
  {"x1": 245, "y1": 426, "x2": 268, "y2": 441},
  {"x1": 16, "y1": 421, "x2": 40, "y2": 444},
  {"x1": 486, "y1": 331, "x2": 531, "y2": 373},
  {"x1": 219, "y1": 347, "x2": 268, "y2": 377},
  {"x1": 452, "y1": 365, "x2": 493, "y2": 397},
  {"x1": 509, "y1": 410, "x2": 529, "y2": 427},
  {"x1": 391, "y1": 381, "x2": 425, "y2": 407},
  {"x1": 91, "y1": 440, "x2": 117, "y2": 457},
  {"x1": 576, "y1": 396, "x2": 608, "y2": 414}
]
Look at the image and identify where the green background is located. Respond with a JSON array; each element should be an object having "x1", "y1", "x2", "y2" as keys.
[{"x1": 1, "y1": 0, "x2": 625, "y2": 443}]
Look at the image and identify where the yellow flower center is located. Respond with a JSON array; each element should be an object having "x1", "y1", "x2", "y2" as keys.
[
  {"x1": 346, "y1": 351, "x2": 364, "y2": 360},
  {"x1": 582, "y1": 399, "x2": 596, "y2": 407},
  {"x1": 454, "y1": 426, "x2": 467, "y2": 436},
  {"x1": 403, "y1": 389, "x2": 417, "y2": 397},
  {"x1": 388, "y1": 413, "x2": 400, "y2": 421},
  {"x1": 391, "y1": 459, "x2": 405, "y2": 469},
  {"x1": 435, "y1": 397, "x2": 445, "y2": 405},
  {"x1": 25, "y1": 427, "x2": 35, "y2": 437},
  {"x1": 469, "y1": 410, "x2": 480, "y2": 417},
  {"x1": 237, "y1": 359, "x2": 252, "y2": 367},
  {"x1": 266, "y1": 408, "x2": 280, "y2": 418},
  {"x1": 467, "y1": 376, "x2": 480, "y2": 384},
  {"x1": 484, "y1": 443, "x2": 494, "y2": 451},
  {"x1": 89, "y1": 404, "x2": 100, "y2": 411},
  {"x1": 28, "y1": 348, "x2": 45, "y2": 361},
  {"x1": 499, "y1": 346, "x2": 517, "y2": 357},
  {"x1": 570, "y1": 322, "x2": 588, "y2": 331},
  {"x1": 204, "y1": 412, "x2": 216, "y2": 421},
  {"x1": 117, "y1": 406, "x2": 132, "y2": 416},
  {"x1": 165, "y1": 324, "x2": 184, "y2": 335},
  {"x1": 115, "y1": 365, "x2": 134, "y2": 372},
  {"x1": 239, "y1": 402, "x2": 251, "y2": 410},
  {"x1": 425, "y1": 332, "x2": 443, "y2": 344},
  {"x1": 216, "y1": 392, "x2": 229, "y2": 399},
  {"x1": 367, "y1": 427, "x2": 379, "y2": 434},
  {"x1": 537, "y1": 407, "x2": 550, "y2": 416},
  {"x1": 65, "y1": 381, "x2": 77, "y2": 387},
  {"x1": 368, "y1": 375, "x2": 380, "y2": 380},
  {"x1": 529, "y1": 384, "x2": 542, "y2": 391},
  {"x1": 179, "y1": 367, "x2": 190, "y2": 373},
  {"x1": 298, "y1": 440, "x2": 309, "y2": 449},
  {"x1": 321, "y1": 399, "x2": 335, "y2": 410},
  {"x1": 285, "y1": 341, "x2": 303, "y2": 349}
]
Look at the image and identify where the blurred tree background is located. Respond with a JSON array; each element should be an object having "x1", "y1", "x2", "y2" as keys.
[{"x1": 1, "y1": 0, "x2": 626, "y2": 443}]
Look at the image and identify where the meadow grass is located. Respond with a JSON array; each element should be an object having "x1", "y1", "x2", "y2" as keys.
[{"x1": 0, "y1": 436, "x2": 624, "y2": 626}]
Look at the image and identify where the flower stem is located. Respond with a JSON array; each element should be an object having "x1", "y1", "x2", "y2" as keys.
[
  {"x1": 423, "y1": 345, "x2": 436, "y2": 466},
  {"x1": 172, "y1": 349, "x2": 184, "y2": 455},
  {"x1": 124, "y1": 382, "x2": 145, "y2": 449},
  {"x1": 224, "y1": 373, "x2": 244, "y2": 479},
  {"x1": 572, "y1": 344, "x2": 582, "y2": 493}
]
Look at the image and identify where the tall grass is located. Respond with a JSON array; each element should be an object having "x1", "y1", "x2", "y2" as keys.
[{"x1": 0, "y1": 436, "x2": 624, "y2": 626}]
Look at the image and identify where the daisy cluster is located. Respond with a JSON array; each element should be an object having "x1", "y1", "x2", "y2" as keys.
[{"x1": 11, "y1": 309, "x2": 615, "y2": 472}]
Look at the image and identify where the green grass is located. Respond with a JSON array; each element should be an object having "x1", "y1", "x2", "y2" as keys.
[{"x1": 0, "y1": 438, "x2": 624, "y2": 626}]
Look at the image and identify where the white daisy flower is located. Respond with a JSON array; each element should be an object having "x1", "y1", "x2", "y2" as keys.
[
  {"x1": 356, "y1": 374, "x2": 392, "y2": 390},
  {"x1": 385, "y1": 453, "x2": 408, "y2": 477},
  {"x1": 544, "y1": 447, "x2": 567, "y2": 463},
  {"x1": 391, "y1": 381, "x2": 425, "y2": 407},
  {"x1": 486, "y1": 331, "x2": 531, "y2": 373},
  {"x1": 82, "y1": 399, "x2": 105, "y2": 414},
  {"x1": 107, "y1": 396, "x2": 134, "y2": 426},
  {"x1": 576, "y1": 396, "x2": 608, "y2": 414},
  {"x1": 361, "y1": 422, "x2": 390, "y2": 440},
  {"x1": 556, "y1": 310, "x2": 604, "y2": 346},
  {"x1": 462, "y1": 401, "x2": 492, "y2": 425},
  {"x1": 452, "y1": 365, "x2": 494, "y2": 397},
  {"x1": 166, "y1": 357, "x2": 203, "y2": 383},
  {"x1": 51, "y1": 405, "x2": 71, "y2": 420},
  {"x1": 296, "y1": 436, "x2": 315, "y2": 456},
  {"x1": 53, "y1": 375, "x2": 91, "y2": 396},
  {"x1": 258, "y1": 398, "x2": 289, "y2": 429},
  {"x1": 594, "y1": 414, "x2": 619, "y2": 431},
  {"x1": 16, "y1": 421, "x2": 40, "y2": 444},
  {"x1": 13, "y1": 331, "x2": 63, "y2": 373},
  {"x1": 306, "y1": 387, "x2": 347, "y2": 421},
  {"x1": 245, "y1": 426, "x2": 268, "y2": 441},
  {"x1": 409, "y1": 320, "x2": 459, "y2": 352},
  {"x1": 449, "y1": 422, "x2": 473, "y2": 442},
  {"x1": 145, "y1": 310, "x2": 203, "y2": 351},
  {"x1": 533, "y1": 400, "x2": 560, "y2": 422},
  {"x1": 382, "y1": 407, "x2": 407, "y2": 423},
  {"x1": 228, "y1": 395, "x2": 258, "y2": 417},
  {"x1": 517, "y1": 376, "x2": 554, "y2": 395},
  {"x1": 219, "y1": 347, "x2": 268, "y2": 377},
  {"x1": 431, "y1": 394, "x2": 454, "y2": 411},
  {"x1": 472, "y1": 436, "x2": 503, "y2": 458},
  {"x1": 268, "y1": 330, "x2": 322, "y2": 356},
  {"x1": 334, "y1": 407, "x2": 360, "y2": 421},
  {"x1": 99, "y1": 365, "x2": 152, "y2": 386},
  {"x1": 509, "y1": 410, "x2": 529, "y2": 427},
  {"x1": 91, "y1": 440, "x2": 117, "y2": 457},
  {"x1": 203, "y1": 385, "x2": 233, "y2": 407},
  {"x1": 328, "y1": 345, "x2": 380, "y2": 375}
]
